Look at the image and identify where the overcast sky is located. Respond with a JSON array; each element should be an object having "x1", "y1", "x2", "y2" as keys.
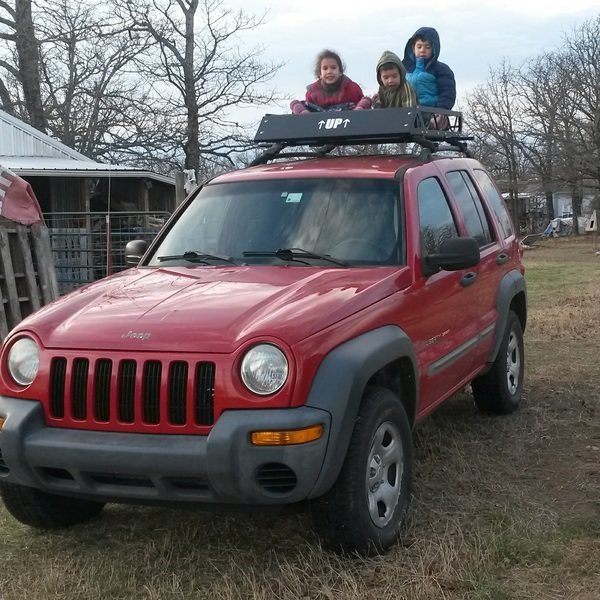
[{"x1": 226, "y1": 0, "x2": 599, "y2": 124}]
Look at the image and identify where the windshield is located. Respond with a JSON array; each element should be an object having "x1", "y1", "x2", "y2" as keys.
[{"x1": 148, "y1": 178, "x2": 402, "y2": 266}]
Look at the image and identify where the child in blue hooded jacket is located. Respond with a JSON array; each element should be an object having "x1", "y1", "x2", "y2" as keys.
[{"x1": 403, "y1": 27, "x2": 456, "y2": 127}]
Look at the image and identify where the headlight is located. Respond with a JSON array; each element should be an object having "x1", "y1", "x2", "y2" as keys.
[
  {"x1": 240, "y1": 344, "x2": 288, "y2": 395},
  {"x1": 7, "y1": 337, "x2": 40, "y2": 386}
]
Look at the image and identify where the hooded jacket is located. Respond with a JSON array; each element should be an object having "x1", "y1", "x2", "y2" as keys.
[
  {"x1": 372, "y1": 50, "x2": 417, "y2": 108},
  {"x1": 402, "y1": 27, "x2": 456, "y2": 110}
]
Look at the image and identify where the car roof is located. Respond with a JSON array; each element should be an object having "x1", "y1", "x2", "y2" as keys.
[
  {"x1": 210, "y1": 154, "x2": 478, "y2": 184},
  {"x1": 213, "y1": 155, "x2": 414, "y2": 184}
]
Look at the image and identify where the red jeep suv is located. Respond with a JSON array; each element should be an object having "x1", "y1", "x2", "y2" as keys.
[{"x1": 0, "y1": 108, "x2": 526, "y2": 555}]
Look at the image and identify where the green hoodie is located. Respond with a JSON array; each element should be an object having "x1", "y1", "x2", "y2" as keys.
[{"x1": 374, "y1": 50, "x2": 417, "y2": 108}]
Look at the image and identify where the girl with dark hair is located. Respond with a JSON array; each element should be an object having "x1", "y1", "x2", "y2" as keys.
[{"x1": 290, "y1": 49, "x2": 371, "y2": 114}]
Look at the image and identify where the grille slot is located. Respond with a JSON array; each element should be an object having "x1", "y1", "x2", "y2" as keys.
[
  {"x1": 71, "y1": 358, "x2": 89, "y2": 419},
  {"x1": 143, "y1": 361, "x2": 162, "y2": 424},
  {"x1": 169, "y1": 361, "x2": 188, "y2": 425},
  {"x1": 88, "y1": 472, "x2": 153, "y2": 488},
  {"x1": 195, "y1": 362, "x2": 215, "y2": 425},
  {"x1": 256, "y1": 463, "x2": 297, "y2": 494},
  {"x1": 118, "y1": 360, "x2": 137, "y2": 423},
  {"x1": 94, "y1": 359, "x2": 112, "y2": 422},
  {"x1": 167, "y1": 477, "x2": 209, "y2": 491},
  {"x1": 50, "y1": 357, "x2": 67, "y2": 418}
]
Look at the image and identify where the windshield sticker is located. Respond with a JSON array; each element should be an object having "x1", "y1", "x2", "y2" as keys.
[{"x1": 285, "y1": 193, "x2": 303, "y2": 203}]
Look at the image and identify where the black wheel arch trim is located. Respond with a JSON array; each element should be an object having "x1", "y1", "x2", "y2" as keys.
[
  {"x1": 304, "y1": 325, "x2": 417, "y2": 499},
  {"x1": 488, "y1": 269, "x2": 527, "y2": 365}
]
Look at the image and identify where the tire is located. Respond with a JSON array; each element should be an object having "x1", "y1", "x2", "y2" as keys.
[
  {"x1": 310, "y1": 386, "x2": 413, "y2": 555},
  {"x1": 0, "y1": 482, "x2": 105, "y2": 529},
  {"x1": 472, "y1": 310, "x2": 524, "y2": 414}
]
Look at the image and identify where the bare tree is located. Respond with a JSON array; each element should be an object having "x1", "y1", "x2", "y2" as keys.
[
  {"x1": 467, "y1": 59, "x2": 527, "y2": 224},
  {"x1": 118, "y1": 0, "x2": 281, "y2": 177},
  {"x1": 0, "y1": 0, "x2": 46, "y2": 129},
  {"x1": 515, "y1": 52, "x2": 568, "y2": 221},
  {"x1": 35, "y1": 0, "x2": 153, "y2": 160}
]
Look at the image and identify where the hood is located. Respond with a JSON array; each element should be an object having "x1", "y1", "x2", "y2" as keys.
[
  {"x1": 376, "y1": 50, "x2": 407, "y2": 85},
  {"x1": 16, "y1": 265, "x2": 409, "y2": 353},
  {"x1": 403, "y1": 26, "x2": 441, "y2": 71}
]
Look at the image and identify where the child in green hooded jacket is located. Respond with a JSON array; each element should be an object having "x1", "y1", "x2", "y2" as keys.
[{"x1": 372, "y1": 50, "x2": 417, "y2": 108}]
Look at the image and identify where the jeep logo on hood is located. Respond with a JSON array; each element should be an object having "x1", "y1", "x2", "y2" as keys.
[{"x1": 121, "y1": 330, "x2": 152, "y2": 341}]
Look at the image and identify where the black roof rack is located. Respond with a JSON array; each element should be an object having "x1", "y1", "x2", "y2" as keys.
[{"x1": 250, "y1": 107, "x2": 472, "y2": 166}]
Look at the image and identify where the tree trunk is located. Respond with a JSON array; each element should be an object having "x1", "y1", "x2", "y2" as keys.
[
  {"x1": 545, "y1": 191, "x2": 555, "y2": 220},
  {"x1": 0, "y1": 77, "x2": 15, "y2": 114},
  {"x1": 183, "y1": 0, "x2": 200, "y2": 177},
  {"x1": 14, "y1": 0, "x2": 46, "y2": 131},
  {"x1": 570, "y1": 182, "x2": 581, "y2": 235}
]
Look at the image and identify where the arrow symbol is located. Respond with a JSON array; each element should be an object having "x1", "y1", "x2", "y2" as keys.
[
  {"x1": 343, "y1": 119, "x2": 350, "y2": 127},
  {"x1": 318, "y1": 120, "x2": 325, "y2": 129}
]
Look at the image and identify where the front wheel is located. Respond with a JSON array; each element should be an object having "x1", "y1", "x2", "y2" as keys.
[
  {"x1": 0, "y1": 482, "x2": 105, "y2": 529},
  {"x1": 311, "y1": 387, "x2": 413, "y2": 555},
  {"x1": 472, "y1": 310, "x2": 524, "y2": 414}
]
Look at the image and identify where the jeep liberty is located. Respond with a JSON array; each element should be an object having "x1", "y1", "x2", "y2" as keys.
[{"x1": 0, "y1": 108, "x2": 526, "y2": 555}]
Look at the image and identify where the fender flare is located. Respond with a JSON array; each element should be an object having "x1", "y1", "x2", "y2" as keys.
[
  {"x1": 488, "y1": 269, "x2": 527, "y2": 364},
  {"x1": 305, "y1": 325, "x2": 417, "y2": 498}
]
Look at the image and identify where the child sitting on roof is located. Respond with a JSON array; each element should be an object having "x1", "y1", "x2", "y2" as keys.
[
  {"x1": 290, "y1": 49, "x2": 371, "y2": 114},
  {"x1": 402, "y1": 27, "x2": 456, "y2": 129},
  {"x1": 371, "y1": 50, "x2": 417, "y2": 108}
]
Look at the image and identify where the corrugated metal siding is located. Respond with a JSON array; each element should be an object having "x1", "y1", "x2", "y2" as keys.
[
  {"x1": 0, "y1": 110, "x2": 85, "y2": 160},
  {"x1": 0, "y1": 120, "x2": 76, "y2": 159}
]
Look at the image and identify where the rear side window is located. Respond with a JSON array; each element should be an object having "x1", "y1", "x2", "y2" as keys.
[
  {"x1": 473, "y1": 170, "x2": 514, "y2": 239},
  {"x1": 418, "y1": 177, "x2": 458, "y2": 256},
  {"x1": 446, "y1": 171, "x2": 493, "y2": 247}
]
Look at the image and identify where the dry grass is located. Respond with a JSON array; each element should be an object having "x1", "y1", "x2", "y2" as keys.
[{"x1": 1, "y1": 236, "x2": 599, "y2": 599}]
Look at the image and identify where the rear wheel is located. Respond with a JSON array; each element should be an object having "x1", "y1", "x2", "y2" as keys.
[
  {"x1": 311, "y1": 386, "x2": 413, "y2": 555},
  {"x1": 472, "y1": 310, "x2": 524, "y2": 414},
  {"x1": 0, "y1": 482, "x2": 105, "y2": 529}
]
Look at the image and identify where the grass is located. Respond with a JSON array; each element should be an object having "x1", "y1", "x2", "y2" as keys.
[{"x1": 1, "y1": 236, "x2": 599, "y2": 599}]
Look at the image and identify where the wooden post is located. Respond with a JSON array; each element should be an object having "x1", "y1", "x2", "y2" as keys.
[
  {"x1": 0, "y1": 227, "x2": 22, "y2": 327},
  {"x1": 31, "y1": 224, "x2": 59, "y2": 304},
  {"x1": 16, "y1": 225, "x2": 41, "y2": 312},
  {"x1": 139, "y1": 178, "x2": 150, "y2": 228}
]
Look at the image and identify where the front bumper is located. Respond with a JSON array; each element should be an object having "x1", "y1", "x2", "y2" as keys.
[{"x1": 0, "y1": 397, "x2": 331, "y2": 505}]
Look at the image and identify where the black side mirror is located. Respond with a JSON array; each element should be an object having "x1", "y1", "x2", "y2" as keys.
[
  {"x1": 424, "y1": 237, "x2": 480, "y2": 276},
  {"x1": 125, "y1": 239, "x2": 148, "y2": 266}
]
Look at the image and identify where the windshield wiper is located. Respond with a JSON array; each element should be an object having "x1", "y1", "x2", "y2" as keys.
[
  {"x1": 242, "y1": 247, "x2": 348, "y2": 266},
  {"x1": 156, "y1": 250, "x2": 236, "y2": 265}
]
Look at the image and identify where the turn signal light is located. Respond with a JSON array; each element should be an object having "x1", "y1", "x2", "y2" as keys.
[
  {"x1": 0, "y1": 416, "x2": 5, "y2": 430},
  {"x1": 250, "y1": 424, "x2": 324, "y2": 446}
]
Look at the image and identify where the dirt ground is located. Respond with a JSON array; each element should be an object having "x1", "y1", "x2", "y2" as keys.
[{"x1": 0, "y1": 236, "x2": 598, "y2": 600}]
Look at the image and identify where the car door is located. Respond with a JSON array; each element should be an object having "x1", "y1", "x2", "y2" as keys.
[
  {"x1": 399, "y1": 170, "x2": 483, "y2": 416},
  {"x1": 440, "y1": 166, "x2": 503, "y2": 369}
]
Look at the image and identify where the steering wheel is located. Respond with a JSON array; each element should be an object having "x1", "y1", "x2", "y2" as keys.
[{"x1": 329, "y1": 239, "x2": 390, "y2": 260}]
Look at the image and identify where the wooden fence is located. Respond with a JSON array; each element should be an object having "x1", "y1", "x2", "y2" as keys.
[{"x1": 0, "y1": 218, "x2": 59, "y2": 342}]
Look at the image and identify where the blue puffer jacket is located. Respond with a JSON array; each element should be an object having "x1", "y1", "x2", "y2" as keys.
[{"x1": 403, "y1": 26, "x2": 456, "y2": 110}]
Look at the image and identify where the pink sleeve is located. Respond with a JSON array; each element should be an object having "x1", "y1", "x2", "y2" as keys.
[
  {"x1": 354, "y1": 96, "x2": 372, "y2": 110},
  {"x1": 290, "y1": 100, "x2": 308, "y2": 114}
]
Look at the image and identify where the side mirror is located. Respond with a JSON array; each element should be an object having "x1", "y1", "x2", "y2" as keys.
[
  {"x1": 125, "y1": 239, "x2": 148, "y2": 266},
  {"x1": 424, "y1": 237, "x2": 480, "y2": 276}
]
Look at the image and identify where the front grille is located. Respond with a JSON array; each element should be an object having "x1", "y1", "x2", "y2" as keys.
[{"x1": 48, "y1": 357, "x2": 215, "y2": 431}]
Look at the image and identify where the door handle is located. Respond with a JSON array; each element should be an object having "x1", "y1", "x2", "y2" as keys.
[
  {"x1": 496, "y1": 252, "x2": 509, "y2": 265},
  {"x1": 460, "y1": 272, "x2": 477, "y2": 287}
]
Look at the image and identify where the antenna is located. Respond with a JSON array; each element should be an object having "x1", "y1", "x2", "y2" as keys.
[{"x1": 106, "y1": 136, "x2": 113, "y2": 277}]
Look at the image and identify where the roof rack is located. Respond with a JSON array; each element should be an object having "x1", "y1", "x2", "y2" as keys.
[{"x1": 250, "y1": 107, "x2": 472, "y2": 166}]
